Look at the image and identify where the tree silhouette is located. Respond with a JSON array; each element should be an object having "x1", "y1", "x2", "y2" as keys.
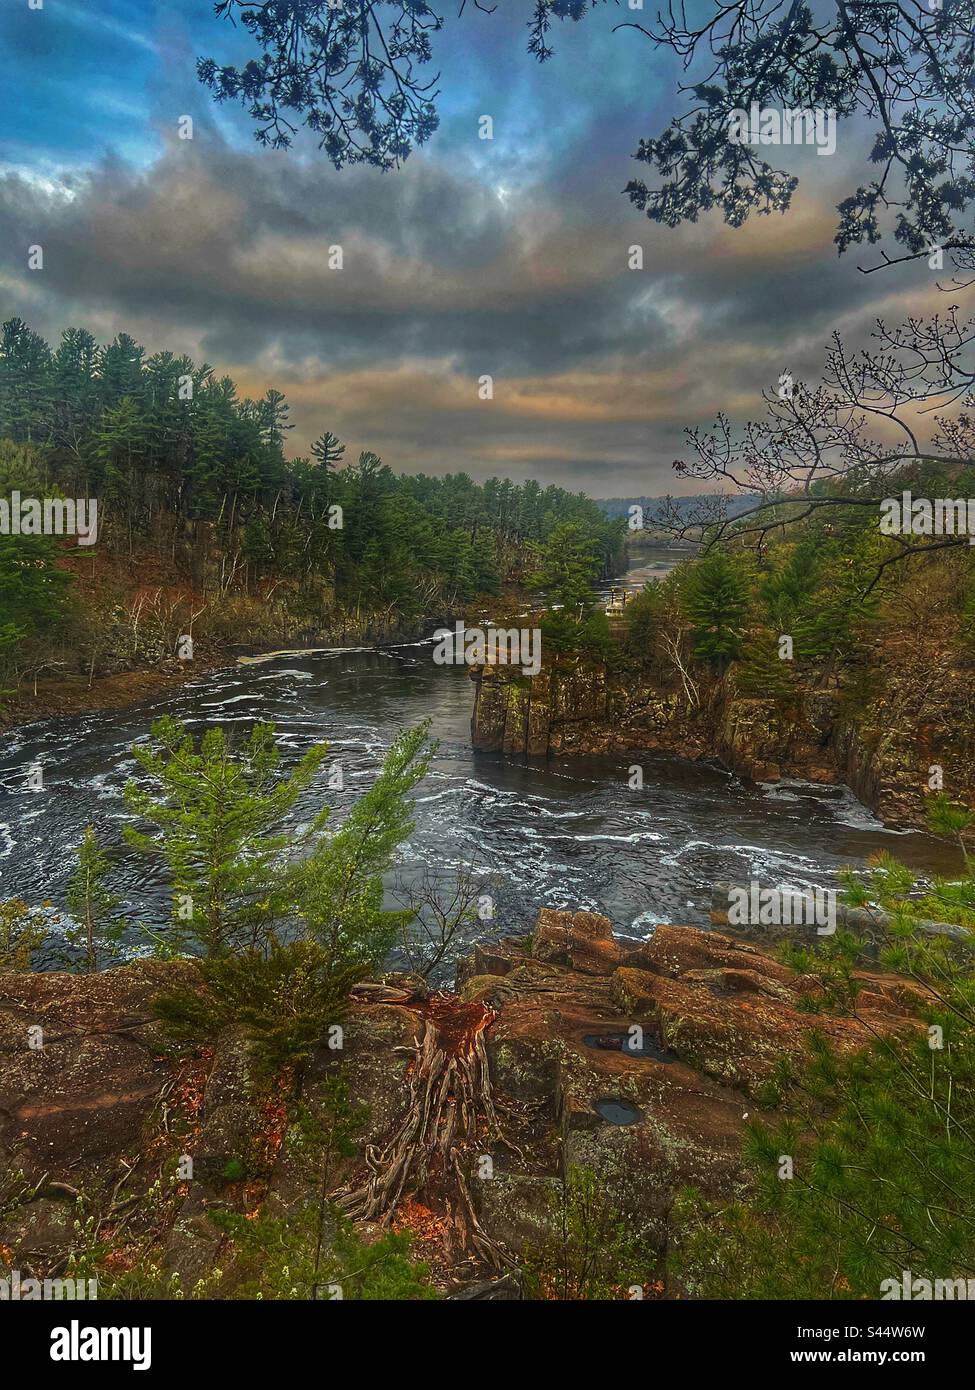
[
  {"x1": 198, "y1": 1, "x2": 975, "y2": 275},
  {"x1": 619, "y1": 0, "x2": 975, "y2": 279},
  {"x1": 657, "y1": 306, "x2": 975, "y2": 583},
  {"x1": 197, "y1": 0, "x2": 444, "y2": 169}
]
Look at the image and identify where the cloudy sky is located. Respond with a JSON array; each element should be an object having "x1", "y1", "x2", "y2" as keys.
[{"x1": 0, "y1": 0, "x2": 948, "y2": 495}]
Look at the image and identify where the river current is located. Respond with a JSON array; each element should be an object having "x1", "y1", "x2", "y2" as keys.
[{"x1": 0, "y1": 557, "x2": 958, "y2": 975}]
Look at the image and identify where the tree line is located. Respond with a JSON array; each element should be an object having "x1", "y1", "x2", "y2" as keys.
[{"x1": 0, "y1": 316, "x2": 626, "y2": 681}]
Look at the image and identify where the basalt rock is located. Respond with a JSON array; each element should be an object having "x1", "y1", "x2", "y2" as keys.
[
  {"x1": 464, "y1": 913, "x2": 921, "y2": 1261},
  {"x1": 469, "y1": 646, "x2": 975, "y2": 828},
  {"x1": 0, "y1": 914, "x2": 922, "y2": 1296}
]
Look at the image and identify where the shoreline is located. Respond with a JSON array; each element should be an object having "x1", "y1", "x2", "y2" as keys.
[
  {"x1": 0, "y1": 632, "x2": 437, "y2": 736},
  {"x1": 0, "y1": 584, "x2": 547, "y2": 739},
  {"x1": 0, "y1": 655, "x2": 236, "y2": 738}
]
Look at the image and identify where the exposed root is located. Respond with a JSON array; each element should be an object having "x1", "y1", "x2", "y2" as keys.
[{"x1": 334, "y1": 998, "x2": 514, "y2": 1271}]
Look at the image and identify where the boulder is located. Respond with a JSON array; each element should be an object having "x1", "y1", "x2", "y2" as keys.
[{"x1": 532, "y1": 908, "x2": 626, "y2": 975}]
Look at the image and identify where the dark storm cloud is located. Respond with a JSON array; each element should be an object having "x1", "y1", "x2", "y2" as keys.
[
  {"x1": 0, "y1": 122, "x2": 943, "y2": 493},
  {"x1": 1, "y1": 135, "x2": 667, "y2": 374},
  {"x1": 1, "y1": 0, "x2": 954, "y2": 491}
]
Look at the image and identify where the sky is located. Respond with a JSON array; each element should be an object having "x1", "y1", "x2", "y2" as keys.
[{"x1": 0, "y1": 0, "x2": 951, "y2": 496}]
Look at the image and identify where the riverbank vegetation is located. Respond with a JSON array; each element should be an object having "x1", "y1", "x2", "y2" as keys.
[
  {"x1": 669, "y1": 801, "x2": 975, "y2": 1300},
  {"x1": 568, "y1": 306, "x2": 975, "y2": 737},
  {"x1": 0, "y1": 316, "x2": 625, "y2": 706},
  {"x1": 473, "y1": 471, "x2": 973, "y2": 824},
  {"x1": 618, "y1": 464, "x2": 975, "y2": 698}
]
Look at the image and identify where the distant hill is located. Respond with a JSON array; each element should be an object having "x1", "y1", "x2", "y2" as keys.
[{"x1": 595, "y1": 493, "x2": 760, "y2": 522}]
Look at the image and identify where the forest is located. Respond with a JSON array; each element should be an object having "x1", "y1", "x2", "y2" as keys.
[{"x1": 0, "y1": 315, "x2": 626, "y2": 691}]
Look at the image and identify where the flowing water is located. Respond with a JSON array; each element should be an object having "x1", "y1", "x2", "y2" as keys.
[{"x1": 0, "y1": 556, "x2": 959, "y2": 975}]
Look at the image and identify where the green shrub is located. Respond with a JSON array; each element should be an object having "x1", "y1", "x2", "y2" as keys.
[
  {"x1": 0, "y1": 898, "x2": 47, "y2": 970},
  {"x1": 153, "y1": 938, "x2": 363, "y2": 1075},
  {"x1": 523, "y1": 1167, "x2": 656, "y2": 1300},
  {"x1": 669, "y1": 834, "x2": 975, "y2": 1300}
]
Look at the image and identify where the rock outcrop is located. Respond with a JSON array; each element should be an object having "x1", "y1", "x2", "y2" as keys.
[
  {"x1": 470, "y1": 640, "x2": 975, "y2": 826},
  {"x1": 0, "y1": 913, "x2": 922, "y2": 1296}
]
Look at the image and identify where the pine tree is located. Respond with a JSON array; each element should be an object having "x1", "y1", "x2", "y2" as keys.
[
  {"x1": 97, "y1": 333, "x2": 145, "y2": 410},
  {"x1": 470, "y1": 527, "x2": 501, "y2": 595},
  {"x1": 735, "y1": 627, "x2": 798, "y2": 701},
  {"x1": 758, "y1": 543, "x2": 819, "y2": 628},
  {"x1": 800, "y1": 536, "x2": 881, "y2": 678},
  {"x1": 0, "y1": 318, "x2": 53, "y2": 443},
  {"x1": 310, "y1": 430, "x2": 345, "y2": 471},
  {"x1": 260, "y1": 387, "x2": 292, "y2": 451},
  {"x1": 670, "y1": 822, "x2": 975, "y2": 1300},
  {"x1": 0, "y1": 441, "x2": 71, "y2": 658},
  {"x1": 92, "y1": 395, "x2": 149, "y2": 548},
  {"x1": 443, "y1": 527, "x2": 476, "y2": 602},
  {"x1": 682, "y1": 550, "x2": 750, "y2": 672},
  {"x1": 0, "y1": 898, "x2": 47, "y2": 970},
  {"x1": 65, "y1": 825, "x2": 126, "y2": 970},
  {"x1": 296, "y1": 722, "x2": 436, "y2": 975},
  {"x1": 624, "y1": 582, "x2": 663, "y2": 660},
  {"x1": 123, "y1": 717, "x2": 329, "y2": 956},
  {"x1": 526, "y1": 520, "x2": 603, "y2": 611},
  {"x1": 151, "y1": 722, "x2": 436, "y2": 1070},
  {"x1": 50, "y1": 327, "x2": 99, "y2": 477}
]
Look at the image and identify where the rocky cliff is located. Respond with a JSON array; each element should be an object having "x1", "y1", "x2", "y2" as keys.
[
  {"x1": 0, "y1": 912, "x2": 922, "y2": 1298},
  {"x1": 469, "y1": 637, "x2": 975, "y2": 826}
]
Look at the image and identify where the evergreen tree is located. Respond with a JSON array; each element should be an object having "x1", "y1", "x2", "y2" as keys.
[
  {"x1": 758, "y1": 543, "x2": 819, "y2": 637},
  {"x1": 624, "y1": 582, "x2": 663, "y2": 659},
  {"x1": 0, "y1": 441, "x2": 71, "y2": 662},
  {"x1": 123, "y1": 717, "x2": 328, "y2": 956},
  {"x1": 527, "y1": 520, "x2": 603, "y2": 611},
  {"x1": 153, "y1": 937, "x2": 365, "y2": 1074},
  {"x1": 800, "y1": 534, "x2": 882, "y2": 678},
  {"x1": 682, "y1": 550, "x2": 750, "y2": 672},
  {"x1": 670, "y1": 821, "x2": 975, "y2": 1301},
  {"x1": 735, "y1": 627, "x2": 798, "y2": 701},
  {"x1": 260, "y1": 387, "x2": 292, "y2": 451},
  {"x1": 470, "y1": 527, "x2": 501, "y2": 595},
  {"x1": 310, "y1": 430, "x2": 345, "y2": 470},
  {"x1": 296, "y1": 721, "x2": 435, "y2": 974},
  {"x1": 65, "y1": 825, "x2": 126, "y2": 970},
  {"x1": 92, "y1": 396, "x2": 149, "y2": 548},
  {"x1": 151, "y1": 721, "x2": 436, "y2": 1070},
  {"x1": 97, "y1": 333, "x2": 145, "y2": 410},
  {"x1": 50, "y1": 327, "x2": 99, "y2": 476},
  {"x1": 443, "y1": 527, "x2": 476, "y2": 602},
  {"x1": 0, "y1": 318, "x2": 52, "y2": 443},
  {"x1": 0, "y1": 898, "x2": 47, "y2": 970}
]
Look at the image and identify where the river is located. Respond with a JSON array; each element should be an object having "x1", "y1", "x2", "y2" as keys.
[{"x1": 0, "y1": 557, "x2": 959, "y2": 976}]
